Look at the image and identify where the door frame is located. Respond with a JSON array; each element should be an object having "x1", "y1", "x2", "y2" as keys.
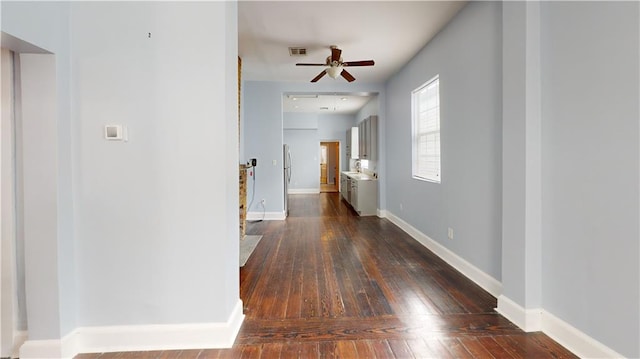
[{"x1": 319, "y1": 140, "x2": 340, "y2": 192}]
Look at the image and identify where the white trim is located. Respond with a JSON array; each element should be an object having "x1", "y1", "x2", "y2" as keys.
[
  {"x1": 20, "y1": 300, "x2": 244, "y2": 359},
  {"x1": 541, "y1": 310, "x2": 625, "y2": 359},
  {"x1": 12, "y1": 330, "x2": 27, "y2": 358},
  {"x1": 288, "y1": 188, "x2": 320, "y2": 194},
  {"x1": 377, "y1": 209, "x2": 387, "y2": 218},
  {"x1": 384, "y1": 211, "x2": 502, "y2": 298},
  {"x1": 494, "y1": 297, "x2": 625, "y2": 358},
  {"x1": 495, "y1": 295, "x2": 541, "y2": 332},
  {"x1": 247, "y1": 211, "x2": 286, "y2": 221},
  {"x1": 20, "y1": 339, "x2": 64, "y2": 359}
]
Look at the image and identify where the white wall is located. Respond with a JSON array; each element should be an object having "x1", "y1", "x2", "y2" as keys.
[
  {"x1": 385, "y1": 1, "x2": 503, "y2": 280},
  {"x1": 540, "y1": 2, "x2": 639, "y2": 357}
]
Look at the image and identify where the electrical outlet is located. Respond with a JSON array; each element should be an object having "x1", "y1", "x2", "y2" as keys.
[
  {"x1": 448, "y1": 227, "x2": 454, "y2": 240},
  {"x1": 260, "y1": 199, "x2": 266, "y2": 206}
]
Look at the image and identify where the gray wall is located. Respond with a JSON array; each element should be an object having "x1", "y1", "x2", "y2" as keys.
[
  {"x1": 71, "y1": 2, "x2": 239, "y2": 327},
  {"x1": 281, "y1": 112, "x2": 356, "y2": 194},
  {"x1": 284, "y1": 129, "x2": 319, "y2": 191},
  {"x1": 1, "y1": 0, "x2": 240, "y2": 340},
  {"x1": 385, "y1": 1, "x2": 639, "y2": 356},
  {"x1": 356, "y1": 95, "x2": 379, "y2": 123},
  {"x1": 243, "y1": 81, "x2": 384, "y2": 215},
  {"x1": 540, "y1": 2, "x2": 639, "y2": 357},
  {"x1": 2, "y1": 1, "x2": 76, "y2": 339},
  {"x1": 384, "y1": 1, "x2": 503, "y2": 280}
]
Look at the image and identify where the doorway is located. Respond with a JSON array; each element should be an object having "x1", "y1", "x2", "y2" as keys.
[{"x1": 320, "y1": 141, "x2": 339, "y2": 193}]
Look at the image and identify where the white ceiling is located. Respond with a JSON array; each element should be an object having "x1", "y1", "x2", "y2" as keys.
[
  {"x1": 238, "y1": 1, "x2": 468, "y2": 84},
  {"x1": 283, "y1": 93, "x2": 376, "y2": 115}
]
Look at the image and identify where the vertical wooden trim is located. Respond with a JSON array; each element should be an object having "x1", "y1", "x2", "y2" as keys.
[{"x1": 238, "y1": 57, "x2": 247, "y2": 239}]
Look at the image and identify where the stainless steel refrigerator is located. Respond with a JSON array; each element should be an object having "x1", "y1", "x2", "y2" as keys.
[{"x1": 283, "y1": 144, "x2": 292, "y2": 217}]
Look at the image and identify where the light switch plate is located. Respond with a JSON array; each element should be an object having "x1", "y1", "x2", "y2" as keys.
[{"x1": 105, "y1": 125, "x2": 123, "y2": 140}]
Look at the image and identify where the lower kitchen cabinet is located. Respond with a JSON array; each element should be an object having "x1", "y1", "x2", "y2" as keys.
[{"x1": 350, "y1": 179, "x2": 377, "y2": 216}]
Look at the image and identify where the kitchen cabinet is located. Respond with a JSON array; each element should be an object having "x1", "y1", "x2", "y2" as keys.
[
  {"x1": 346, "y1": 126, "x2": 359, "y2": 160},
  {"x1": 340, "y1": 175, "x2": 348, "y2": 200},
  {"x1": 358, "y1": 115, "x2": 377, "y2": 161},
  {"x1": 340, "y1": 171, "x2": 378, "y2": 216},
  {"x1": 351, "y1": 178, "x2": 377, "y2": 216}
]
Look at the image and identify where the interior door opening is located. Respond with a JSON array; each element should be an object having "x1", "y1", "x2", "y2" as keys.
[{"x1": 320, "y1": 141, "x2": 339, "y2": 193}]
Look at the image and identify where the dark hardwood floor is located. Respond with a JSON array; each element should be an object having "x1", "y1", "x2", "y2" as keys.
[{"x1": 76, "y1": 193, "x2": 577, "y2": 358}]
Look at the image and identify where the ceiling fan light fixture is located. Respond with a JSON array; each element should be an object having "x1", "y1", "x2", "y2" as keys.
[{"x1": 327, "y1": 66, "x2": 343, "y2": 79}]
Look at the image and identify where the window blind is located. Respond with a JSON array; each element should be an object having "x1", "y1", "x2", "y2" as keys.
[{"x1": 412, "y1": 76, "x2": 440, "y2": 182}]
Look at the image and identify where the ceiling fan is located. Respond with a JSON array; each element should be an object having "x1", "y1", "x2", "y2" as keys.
[{"x1": 296, "y1": 46, "x2": 375, "y2": 83}]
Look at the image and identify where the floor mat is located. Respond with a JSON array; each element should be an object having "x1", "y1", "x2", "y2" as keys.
[{"x1": 240, "y1": 235, "x2": 263, "y2": 267}]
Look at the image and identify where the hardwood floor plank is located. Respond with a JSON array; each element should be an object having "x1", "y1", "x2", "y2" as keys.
[
  {"x1": 353, "y1": 340, "x2": 376, "y2": 358},
  {"x1": 237, "y1": 313, "x2": 522, "y2": 343},
  {"x1": 405, "y1": 338, "x2": 436, "y2": 358},
  {"x1": 423, "y1": 338, "x2": 454, "y2": 359},
  {"x1": 476, "y1": 336, "x2": 517, "y2": 359},
  {"x1": 258, "y1": 343, "x2": 282, "y2": 359},
  {"x1": 439, "y1": 337, "x2": 473, "y2": 358},
  {"x1": 178, "y1": 350, "x2": 202, "y2": 359},
  {"x1": 335, "y1": 340, "x2": 358, "y2": 358},
  {"x1": 319, "y1": 217, "x2": 347, "y2": 318},
  {"x1": 196, "y1": 349, "x2": 221, "y2": 359},
  {"x1": 302, "y1": 222, "x2": 323, "y2": 318},
  {"x1": 279, "y1": 342, "x2": 301, "y2": 358},
  {"x1": 370, "y1": 340, "x2": 396, "y2": 359},
  {"x1": 318, "y1": 341, "x2": 337, "y2": 359},
  {"x1": 526, "y1": 332, "x2": 579, "y2": 359},
  {"x1": 458, "y1": 337, "x2": 498, "y2": 358},
  {"x1": 298, "y1": 342, "x2": 319, "y2": 359},
  {"x1": 387, "y1": 339, "x2": 415, "y2": 358}
]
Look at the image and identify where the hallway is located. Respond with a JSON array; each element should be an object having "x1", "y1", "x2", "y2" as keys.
[{"x1": 77, "y1": 193, "x2": 577, "y2": 358}]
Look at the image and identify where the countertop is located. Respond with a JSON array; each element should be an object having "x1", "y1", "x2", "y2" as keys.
[{"x1": 342, "y1": 171, "x2": 377, "y2": 181}]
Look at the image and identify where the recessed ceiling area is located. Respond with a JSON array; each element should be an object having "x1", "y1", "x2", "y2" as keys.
[{"x1": 283, "y1": 93, "x2": 375, "y2": 115}]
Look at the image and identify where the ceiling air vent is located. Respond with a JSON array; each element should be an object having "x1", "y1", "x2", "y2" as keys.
[{"x1": 288, "y1": 47, "x2": 307, "y2": 56}]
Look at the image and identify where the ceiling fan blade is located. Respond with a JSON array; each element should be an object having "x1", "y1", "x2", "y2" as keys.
[
  {"x1": 311, "y1": 70, "x2": 327, "y2": 82},
  {"x1": 343, "y1": 60, "x2": 375, "y2": 67},
  {"x1": 296, "y1": 63, "x2": 328, "y2": 66},
  {"x1": 341, "y1": 69, "x2": 356, "y2": 82},
  {"x1": 331, "y1": 47, "x2": 342, "y2": 62}
]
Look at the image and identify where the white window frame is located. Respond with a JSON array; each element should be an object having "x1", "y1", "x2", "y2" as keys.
[{"x1": 411, "y1": 75, "x2": 441, "y2": 183}]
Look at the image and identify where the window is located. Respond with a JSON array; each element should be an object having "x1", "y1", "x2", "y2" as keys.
[{"x1": 412, "y1": 75, "x2": 440, "y2": 183}]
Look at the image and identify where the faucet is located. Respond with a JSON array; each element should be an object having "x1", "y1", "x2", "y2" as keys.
[{"x1": 354, "y1": 159, "x2": 361, "y2": 172}]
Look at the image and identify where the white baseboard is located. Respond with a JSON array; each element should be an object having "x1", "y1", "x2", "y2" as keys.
[
  {"x1": 20, "y1": 300, "x2": 244, "y2": 359},
  {"x1": 12, "y1": 330, "x2": 28, "y2": 358},
  {"x1": 19, "y1": 338, "x2": 68, "y2": 359},
  {"x1": 377, "y1": 209, "x2": 387, "y2": 218},
  {"x1": 542, "y1": 310, "x2": 624, "y2": 359},
  {"x1": 384, "y1": 211, "x2": 502, "y2": 298},
  {"x1": 496, "y1": 296, "x2": 625, "y2": 358},
  {"x1": 495, "y1": 295, "x2": 541, "y2": 332},
  {"x1": 247, "y1": 211, "x2": 285, "y2": 221},
  {"x1": 288, "y1": 188, "x2": 320, "y2": 194}
]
